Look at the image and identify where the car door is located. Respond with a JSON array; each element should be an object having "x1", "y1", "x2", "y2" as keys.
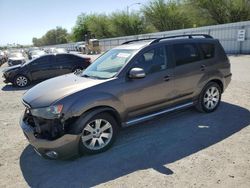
[
  {"x1": 55, "y1": 54, "x2": 74, "y2": 76},
  {"x1": 172, "y1": 42, "x2": 206, "y2": 101},
  {"x1": 122, "y1": 45, "x2": 175, "y2": 119},
  {"x1": 29, "y1": 55, "x2": 55, "y2": 81}
]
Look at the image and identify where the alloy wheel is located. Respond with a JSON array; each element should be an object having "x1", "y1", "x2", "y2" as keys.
[
  {"x1": 81, "y1": 119, "x2": 113, "y2": 150},
  {"x1": 203, "y1": 86, "x2": 220, "y2": 110}
]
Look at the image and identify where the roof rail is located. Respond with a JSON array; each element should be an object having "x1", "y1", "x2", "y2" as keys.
[
  {"x1": 150, "y1": 34, "x2": 213, "y2": 44},
  {"x1": 122, "y1": 38, "x2": 158, "y2": 45}
]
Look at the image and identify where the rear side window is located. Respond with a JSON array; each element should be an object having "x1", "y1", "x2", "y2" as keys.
[
  {"x1": 173, "y1": 43, "x2": 201, "y2": 66},
  {"x1": 200, "y1": 43, "x2": 215, "y2": 59},
  {"x1": 56, "y1": 54, "x2": 74, "y2": 64}
]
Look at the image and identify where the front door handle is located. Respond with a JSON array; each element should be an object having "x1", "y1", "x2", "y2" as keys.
[{"x1": 164, "y1": 75, "x2": 170, "y2": 81}]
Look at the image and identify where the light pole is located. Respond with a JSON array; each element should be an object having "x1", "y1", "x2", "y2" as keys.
[{"x1": 127, "y1": 2, "x2": 141, "y2": 15}]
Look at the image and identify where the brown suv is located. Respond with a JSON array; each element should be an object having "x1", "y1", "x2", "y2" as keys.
[{"x1": 20, "y1": 34, "x2": 232, "y2": 159}]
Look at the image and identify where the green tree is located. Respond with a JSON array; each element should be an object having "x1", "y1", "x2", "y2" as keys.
[
  {"x1": 72, "y1": 13, "x2": 89, "y2": 42},
  {"x1": 110, "y1": 11, "x2": 153, "y2": 36},
  {"x1": 85, "y1": 14, "x2": 113, "y2": 39},
  {"x1": 188, "y1": 0, "x2": 250, "y2": 24},
  {"x1": 32, "y1": 27, "x2": 69, "y2": 46},
  {"x1": 142, "y1": 0, "x2": 192, "y2": 31}
]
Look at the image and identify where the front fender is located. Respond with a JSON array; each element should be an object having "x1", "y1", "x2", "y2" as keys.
[
  {"x1": 68, "y1": 107, "x2": 120, "y2": 134},
  {"x1": 61, "y1": 91, "x2": 126, "y2": 121}
]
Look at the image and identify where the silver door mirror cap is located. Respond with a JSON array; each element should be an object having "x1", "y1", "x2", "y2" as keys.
[{"x1": 129, "y1": 67, "x2": 146, "y2": 79}]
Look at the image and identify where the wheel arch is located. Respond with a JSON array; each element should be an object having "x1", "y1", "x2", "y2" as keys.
[
  {"x1": 208, "y1": 79, "x2": 224, "y2": 93},
  {"x1": 83, "y1": 106, "x2": 121, "y2": 126},
  {"x1": 68, "y1": 106, "x2": 122, "y2": 135}
]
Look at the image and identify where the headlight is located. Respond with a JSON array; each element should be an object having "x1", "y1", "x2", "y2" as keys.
[{"x1": 30, "y1": 104, "x2": 63, "y2": 119}]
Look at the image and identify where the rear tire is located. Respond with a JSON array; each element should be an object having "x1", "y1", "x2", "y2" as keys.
[
  {"x1": 195, "y1": 82, "x2": 222, "y2": 113},
  {"x1": 79, "y1": 113, "x2": 118, "y2": 155}
]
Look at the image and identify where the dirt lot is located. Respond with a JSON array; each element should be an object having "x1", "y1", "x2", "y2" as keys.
[{"x1": 0, "y1": 55, "x2": 249, "y2": 188}]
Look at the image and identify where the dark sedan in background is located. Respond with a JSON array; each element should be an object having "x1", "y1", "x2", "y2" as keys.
[{"x1": 3, "y1": 53, "x2": 91, "y2": 87}]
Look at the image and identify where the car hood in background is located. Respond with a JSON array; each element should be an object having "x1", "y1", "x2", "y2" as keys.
[
  {"x1": 22, "y1": 74, "x2": 109, "y2": 108},
  {"x1": 3, "y1": 64, "x2": 21, "y2": 72}
]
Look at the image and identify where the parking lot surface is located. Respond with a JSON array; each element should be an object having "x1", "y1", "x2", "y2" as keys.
[{"x1": 0, "y1": 55, "x2": 249, "y2": 188}]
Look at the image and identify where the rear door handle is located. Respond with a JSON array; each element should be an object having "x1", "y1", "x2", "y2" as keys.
[
  {"x1": 200, "y1": 64, "x2": 206, "y2": 71},
  {"x1": 164, "y1": 75, "x2": 170, "y2": 81}
]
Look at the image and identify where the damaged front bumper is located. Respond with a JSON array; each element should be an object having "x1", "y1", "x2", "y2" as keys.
[{"x1": 20, "y1": 112, "x2": 80, "y2": 160}]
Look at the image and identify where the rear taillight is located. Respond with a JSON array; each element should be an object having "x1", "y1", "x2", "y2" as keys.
[{"x1": 85, "y1": 58, "x2": 91, "y2": 64}]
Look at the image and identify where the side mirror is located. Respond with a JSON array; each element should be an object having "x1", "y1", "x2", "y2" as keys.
[{"x1": 129, "y1": 67, "x2": 146, "y2": 79}]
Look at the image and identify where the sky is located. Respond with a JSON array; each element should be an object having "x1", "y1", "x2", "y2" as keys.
[{"x1": 0, "y1": 0, "x2": 146, "y2": 46}]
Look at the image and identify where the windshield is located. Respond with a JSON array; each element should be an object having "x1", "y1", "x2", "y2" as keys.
[{"x1": 82, "y1": 49, "x2": 135, "y2": 79}]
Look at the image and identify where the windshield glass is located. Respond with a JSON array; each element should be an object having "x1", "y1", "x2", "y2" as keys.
[{"x1": 82, "y1": 49, "x2": 135, "y2": 79}]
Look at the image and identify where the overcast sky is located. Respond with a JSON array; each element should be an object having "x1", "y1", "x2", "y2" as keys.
[{"x1": 0, "y1": 0, "x2": 145, "y2": 45}]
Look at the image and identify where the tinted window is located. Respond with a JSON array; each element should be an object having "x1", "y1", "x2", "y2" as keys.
[
  {"x1": 173, "y1": 43, "x2": 201, "y2": 66},
  {"x1": 31, "y1": 56, "x2": 52, "y2": 65},
  {"x1": 200, "y1": 43, "x2": 215, "y2": 59},
  {"x1": 134, "y1": 46, "x2": 167, "y2": 74},
  {"x1": 56, "y1": 54, "x2": 83, "y2": 64},
  {"x1": 56, "y1": 54, "x2": 73, "y2": 64}
]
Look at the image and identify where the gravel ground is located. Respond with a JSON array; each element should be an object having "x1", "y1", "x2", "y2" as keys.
[{"x1": 0, "y1": 55, "x2": 249, "y2": 188}]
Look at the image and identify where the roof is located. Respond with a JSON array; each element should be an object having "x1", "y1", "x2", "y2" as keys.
[{"x1": 114, "y1": 41, "x2": 152, "y2": 50}]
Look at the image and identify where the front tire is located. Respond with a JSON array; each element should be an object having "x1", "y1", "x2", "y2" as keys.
[
  {"x1": 79, "y1": 113, "x2": 118, "y2": 154},
  {"x1": 14, "y1": 75, "x2": 29, "y2": 87},
  {"x1": 195, "y1": 82, "x2": 222, "y2": 113}
]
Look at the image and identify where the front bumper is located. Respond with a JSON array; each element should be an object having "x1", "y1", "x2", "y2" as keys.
[
  {"x1": 2, "y1": 73, "x2": 11, "y2": 83},
  {"x1": 20, "y1": 115, "x2": 80, "y2": 159}
]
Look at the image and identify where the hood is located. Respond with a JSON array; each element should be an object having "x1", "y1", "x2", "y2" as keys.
[
  {"x1": 3, "y1": 64, "x2": 21, "y2": 72},
  {"x1": 22, "y1": 74, "x2": 109, "y2": 108}
]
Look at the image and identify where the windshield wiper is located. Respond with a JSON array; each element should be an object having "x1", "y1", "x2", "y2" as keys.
[
  {"x1": 82, "y1": 74, "x2": 106, "y2": 79},
  {"x1": 82, "y1": 74, "x2": 90, "y2": 78}
]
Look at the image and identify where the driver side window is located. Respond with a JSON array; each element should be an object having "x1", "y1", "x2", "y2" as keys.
[{"x1": 134, "y1": 46, "x2": 167, "y2": 74}]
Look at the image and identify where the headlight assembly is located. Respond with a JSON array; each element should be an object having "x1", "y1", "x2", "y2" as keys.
[{"x1": 30, "y1": 104, "x2": 63, "y2": 119}]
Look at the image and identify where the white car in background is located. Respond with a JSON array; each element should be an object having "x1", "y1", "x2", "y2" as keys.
[
  {"x1": 47, "y1": 48, "x2": 68, "y2": 54},
  {"x1": 8, "y1": 52, "x2": 26, "y2": 66},
  {"x1": 0, "y1": 50, "x2": 6, "y2": 66},
  {"x1": 30, "y1": 50, "x2": 46, "y2": 59}
]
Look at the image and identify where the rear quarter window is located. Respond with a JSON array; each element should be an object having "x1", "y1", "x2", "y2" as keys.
[
  {"x1": 200, "y1": 43, "x2": 215, "y2": 59},
  {"x1": 173, "y1": 43, "x2": 201, "y2": 66}
]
